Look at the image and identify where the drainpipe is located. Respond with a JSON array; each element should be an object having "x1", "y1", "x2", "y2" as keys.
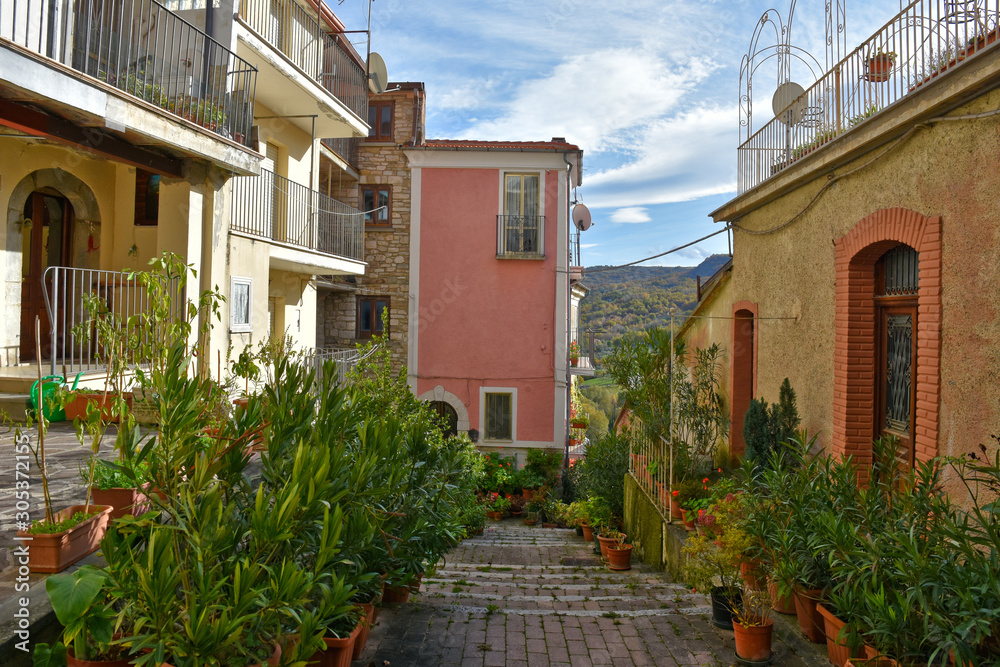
[{"x1": 562, "y1": 151, "x2": 574, "y2": 474}]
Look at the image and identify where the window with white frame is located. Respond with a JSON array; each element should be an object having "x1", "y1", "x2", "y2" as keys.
[
  {"x1": 230, "y1": 277, "x2": 253, "y2": 333},
  {"x1": 484, "y1": 392, "x2": 513, "y2": 441},
  {"x1": 498, "y1": 172, "x2": 543, "y2": 257}
]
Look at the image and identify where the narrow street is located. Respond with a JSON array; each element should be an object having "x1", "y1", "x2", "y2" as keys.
[{"x1": 358, "y1": 522, "x2": 827, "y2": 667}]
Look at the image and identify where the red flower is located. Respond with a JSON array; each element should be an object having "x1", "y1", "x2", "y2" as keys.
[
  {"x1": 702, "y1": 477, "x2": 709, "y2": 483},
  {"x1": 671, "y1": 490, "x2": 679, "y2": 497}
]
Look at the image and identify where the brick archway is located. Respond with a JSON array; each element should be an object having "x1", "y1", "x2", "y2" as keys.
[{"x1": 832, "y1": 208, "x2": 942, "y2": 465}]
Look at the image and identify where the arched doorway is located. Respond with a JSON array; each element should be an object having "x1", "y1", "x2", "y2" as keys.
[
  {"x1": 429, "y1": 400, "x2": 459, "y2": 438},
  {"x1": 730, "y1": 301, "x2": 758, "y2": 460},
  {"x1": 7, "y1": 169, "x2": 102, "y2": 364},
  {"x1": 20, "y1": 191, "x2": 74, "y2": 360}
]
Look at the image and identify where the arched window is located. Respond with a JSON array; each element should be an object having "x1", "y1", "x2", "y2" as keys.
[{"x1": 429, "y1": 400, "x2": 459, "y2": 438}]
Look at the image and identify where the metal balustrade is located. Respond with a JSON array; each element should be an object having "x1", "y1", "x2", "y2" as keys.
[
  {"x1": 231, "y1": 168, "x2": 364, "y2": 262},
  {"x1": 40, "y1": 266, "x2": 183, "y2": 376},
  {"x1": 0, "y1": 0, "x2": 257, "y2": 147},
  {"x1": 322, "y1": 136, "x2": 360, "y2": 168},
  {"x1": 626, "y1": 418, "x2": 677, "y2": 520},
  {"x1": 739, "y1": 0, "x2": 1000, "y2": 192},
  {"x1": 300, "y1": 344, "x2": 378, "y2": 387},
  {"x1": 496, "y1": 215, "x2": 545, "y2": 257},
  {"x1": 239, "y1": 0, "x2": 367, "y2": 121},
  {"x1": 569, "y1": 328, "x2": 597, "y2": 372}
]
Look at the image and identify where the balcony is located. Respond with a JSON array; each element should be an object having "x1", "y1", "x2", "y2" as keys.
[
  {"x1": 322, "y1": 136, "x2": 360, "y2": 169},
  {"x1": 236, "y1": 0, "x2": 367, "y2": 137},
  {"x1": 231, "y1": 168, "x2": 365, "y2": 274},
  {"x1": 0, "y1": 0, "x2": 257, "y2": 148},
  {"x1": 739, "y1": 0, "x2": 1000, "y2": 193},
  {"x1": 497, "y1": 215, "x2": 545, "y2": 259},
  {"x1": 570, "y1": 328, "x2": 597, "y2": 377}
]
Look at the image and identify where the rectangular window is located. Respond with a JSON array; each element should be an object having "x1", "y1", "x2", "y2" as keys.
[
  {"x1": 357, "y1": 296, "x2": 389, "y2": 338},
  {"x1": 361, "y1": 185, "x2": 391, "y2": 227},
  {"x1": 485, "y1": 392, "x2": 512, "y2": 441},
  {"x1": 230, "y1": 277, "x2": 253, "y2": 333},
  {"x1": 367, "y1": 102, "x2": 393, "y2": 141},
  {"x1": 134, "y1": 169, "x2": 160, "y2": 226},
  {"x1": 498, "y1": 173, "x2": 542, "y2": 256}
]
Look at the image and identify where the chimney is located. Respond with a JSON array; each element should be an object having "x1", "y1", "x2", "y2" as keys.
[{"x1": 551, "y1": 137, "x2": 566, "y2": 143}]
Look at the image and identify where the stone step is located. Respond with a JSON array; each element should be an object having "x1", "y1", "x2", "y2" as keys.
[{"x1": 0, "y1": 393, "x2": 28, "y2": 420}]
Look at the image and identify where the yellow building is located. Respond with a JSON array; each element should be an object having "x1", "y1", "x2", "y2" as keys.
[{"x1": 0, "y1": 0, "x2": 368, "y2": 413}]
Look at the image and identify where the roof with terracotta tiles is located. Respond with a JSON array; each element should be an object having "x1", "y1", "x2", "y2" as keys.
[{"x1": 417, "y1": 139, "x2": 582, "y2": 151}]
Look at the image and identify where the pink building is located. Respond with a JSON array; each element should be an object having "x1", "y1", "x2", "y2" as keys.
[{"x1": 403, "y1": 140, "x2": 585, "y2": 460}]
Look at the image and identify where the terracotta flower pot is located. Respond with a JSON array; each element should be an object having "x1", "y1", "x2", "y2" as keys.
[
  {"x1": 581, "y1": 523, "x2": 594, "y2": 541},
  {"x1": 595, "y1": 534, "x2": 622, "y2": 559},
  {"x1": 740, "y1": 559, "x2": 766, "y2": 591},
  {"x1": 522, "y1": 488, "x2": 535, "y2": 501},
  {"x1": 408, "y1": 573, "x2": 423, "y2": 593},
  {"x1": 316, "y1": 622, "x2": 362, "y2": 667},
  {"x1": 607, "y1": 544, "x2": 633, "y2": 571},
  {"x1": 733, "y1": 618, "x2": 774, "y2": 662},
  {"x1": 65, "y1": 392, "x2": 118, "y2": 422},
  {"x1": 542, "y1": 522, "x2": 558, "y2": 528},
  {"x1": 487, "y1": 511, "x2": 503, "y2": 521},
  {"x1": 792, "y1": 587, "x2": 826, "y2": 643},
  {"x1": 352, "y1": 601, "x2": 376, "y2": 659},
  {"x1": 680, "y1": 508, "x2": 696, "y2": 531},
  {"x1": 768, "y1": 579, "x2": 796, "y2": 614},
  {"x1": 67, "y1": 649, "x2": 132, "y2": 667},
  {"x1": 524, "y1": 517, "x2": 538, "y2": 526},
  {"x1": 91, "y1": 486, "x2": 150, "y2": 521},
  {"x1": 381, "y1": 581, "x2": 411, "y2": 604},
  {"x1": 669, "y1": 497, "x2": 682, "y2": 520},
  {"x1": 818, "y1": 603, "x2": 862, "y2": 667},
  {"x1": 17, "y1": 505, "x2": 113, "y2": 573}
]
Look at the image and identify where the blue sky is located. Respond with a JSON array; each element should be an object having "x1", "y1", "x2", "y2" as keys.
[{"x1": 329, "y1": 0, "x2": 903, "y2": 267}]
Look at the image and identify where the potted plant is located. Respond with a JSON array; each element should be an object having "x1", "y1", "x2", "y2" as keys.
[
  {"x1": 865, "y1": 48, "x2": 896, "y2": 82},
  {"x1": 86, "y1": 454, "x2": 151, "y2": 521},
  {"x1": 569, "y1": 340, "x2": 581, "y2": 366},
  {"x1": 681, "y1": 493, "x2": 750, "y2": 630},
  {"x1": 33, "y1": 566, "x2": 130, "y2": 667},
  {"x1": 732, "y1": 587, "x2": 775, "y2": 662},
  {"x1": 595, "y1": 525, "x2": 624, "y2": 559},
  {"x1": 606, "y1": 533, "x2": 633, "y2": 571},
  {"x1": 674, "y1": 478, "x2": 707, "y2": 528},
  {"x1": 570, "y1": 411, "x2": 590, "y2": 430},
  {"x1": 523, "y1": 511, "x2": 539, "y2": 526},
  {"x1": 485, "y1": 493, "x2": 511, "y2": 520},
  {"x1": 509, "y1": 495, "x2": 525, "y2": 516}
]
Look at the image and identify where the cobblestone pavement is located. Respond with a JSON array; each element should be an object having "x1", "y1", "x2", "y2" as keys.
[{"x1": 358, "y1": 521, "x2": 828, "y2": 667}]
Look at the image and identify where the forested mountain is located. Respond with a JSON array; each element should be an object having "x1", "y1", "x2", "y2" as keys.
[{"x1": 579, "y1": 254, "x2": 730, "y2": 358}]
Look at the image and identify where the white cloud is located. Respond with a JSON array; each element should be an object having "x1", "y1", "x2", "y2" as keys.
[
  {"x1": 580, "y1": 243, "x2": 600, "y2": 249},
  {"x1": 610, "y1": 207, "x2": 652, "y2": 224},
  {"x1": 457, "y1": 49, "x2": 715, "y2": 152}
]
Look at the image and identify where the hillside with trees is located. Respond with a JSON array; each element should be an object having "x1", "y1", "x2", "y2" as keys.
[{"x1": 579, "y1": 254, "x2": 730, "y2": 358}]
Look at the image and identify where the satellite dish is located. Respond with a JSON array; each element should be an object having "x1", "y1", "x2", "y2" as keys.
[
  {"x1": 772, "y1": 81, "x2": 806, "y2": 126},
  {"x1": 368, "y1": 52, "x2": 388, "y2": 94},
  {"x1": 572, "y1": 204, "x2": 592, "y2": 231}
]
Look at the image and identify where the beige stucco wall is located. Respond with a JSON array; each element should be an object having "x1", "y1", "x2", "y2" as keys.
[
  {"x1": 254, "y1": 100, "x2": 316, "y2": 189},
  {"x1": 678, "y1": 270, "x2": 734, "y2": 399},
  {"x1": 728, "y1": 87, "x2": 1000, "y2": 464}
]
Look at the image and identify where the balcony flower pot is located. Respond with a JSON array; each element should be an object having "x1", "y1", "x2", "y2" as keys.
[
  {"x1": 90, "y1": 486, "x2": 150, "y2": 521},
  {"x1": 570, "y1": 357, "x2": 579, "y2": 367},
  {"x1": 792, "y1": 587, "x2": 826, "y2": 643},
  {"x1": 581, "y1": 523, "x2": 595, "y2": 541},
  {"x1": 865, "y1": 54, "x2": 895, "y2": 82},
  {"x1": 606, "y1": 543, "x2": 633, "y2": 571},
  {"x1": 733, "y1": 618, "x2": 774, "y2": 662},
  {"x1": 710, "y1": 586, "x2": 740, "y2": 630},
  {"x1": 352, "y1": 601, "x2": 376, "y2": 659},
  {"x1": 768, "y1": 579, "x2": 796, "y2": 614},
  {"x1": 17, "y1": 505, "x2": 113, "y2": 573},
  {"x1": 818, "y1": 603, "x2": 862, "y2": 667},
  {"x1": 570, "y1": 418, "x2": 588, "y2": 429}
]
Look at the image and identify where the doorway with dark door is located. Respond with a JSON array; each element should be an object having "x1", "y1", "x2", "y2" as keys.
[{"x1": 20, "y1": 191, "x2": 74, "y2": 361}]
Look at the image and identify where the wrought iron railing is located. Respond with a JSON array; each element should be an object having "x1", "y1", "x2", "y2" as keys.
[
  {"x1": 496, "y1": 215, "x2": 545, "y2": 257},
  {"x1": 626, "y1": 418, "x2": 677, "y2": 521},
  {"x1": 569, "y1": 328, "x2": 597, "y2": 372},
  {"x1": 300, "y1": 344, "x2": 380, "y2": 386},
  {"x1": 40, "y1": 266, "x2": 183, "y2": 376},
  {"x1": 739, "y1": 0, "x2": 1000, "y2": 193},
  {"x1": 0, "y1": 0, "x2": 257, "y2": 147},
  {"x1": 238, "y1": 0, "x2": 367, "y2": 121},
  {"x1": 322, "y1": 136, "x2": 360, "y2": 168},
  {"x1": 231, "y1": 168, "x2": 364, "y2": 262}
]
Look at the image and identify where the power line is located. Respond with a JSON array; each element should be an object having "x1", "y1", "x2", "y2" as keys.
[{"x1": 584, "y1": 226, "x2": 732, "y2": 274}]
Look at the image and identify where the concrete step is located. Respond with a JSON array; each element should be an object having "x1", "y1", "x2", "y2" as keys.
[{"x1": 0, "y1": 394, "x2": 28, "y2": 421}]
